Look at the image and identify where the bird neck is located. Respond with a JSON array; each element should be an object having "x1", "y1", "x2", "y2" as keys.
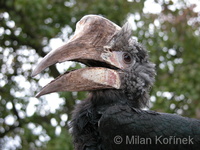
[
  {"x1": 89, "y1": 89, "x2": 143, "y2": 110},
  {"x1": 70, "y1": 89, "x2": 146, "y2": 149}
]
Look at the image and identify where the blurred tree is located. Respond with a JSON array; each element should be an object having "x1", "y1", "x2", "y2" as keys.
[{"x1": 0, "y1": 0, "x2": 199, "y2": 149}]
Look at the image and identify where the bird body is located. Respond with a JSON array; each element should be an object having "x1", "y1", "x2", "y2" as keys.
[
  {"x1": 71, "y1": 90, "x2": 200, "y2": 150},
  {"x1": 32, "y1": 15, "x2": 200, "y2": 150}
]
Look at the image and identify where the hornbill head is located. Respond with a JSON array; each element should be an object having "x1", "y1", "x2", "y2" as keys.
[{"x1": 32, "y1": 15, "x2": 156, "y2": 108}]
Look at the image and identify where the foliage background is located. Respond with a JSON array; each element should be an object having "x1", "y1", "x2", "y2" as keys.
[{"x1": 0, "y1": 0, "x2": 199, "y2": 149}]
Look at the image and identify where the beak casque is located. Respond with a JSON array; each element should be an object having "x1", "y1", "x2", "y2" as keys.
[{"x1": 32, "y1": 15, "x2": 131, "y2": 97}]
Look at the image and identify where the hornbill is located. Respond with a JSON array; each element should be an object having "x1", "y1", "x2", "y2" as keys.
[{"x1": 32, "y1": 15, "x2": 200, "y2": 150}]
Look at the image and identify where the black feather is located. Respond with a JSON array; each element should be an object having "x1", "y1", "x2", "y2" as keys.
[{"x1": 71, "y1": 90, "x2": 200, "y2": 150}]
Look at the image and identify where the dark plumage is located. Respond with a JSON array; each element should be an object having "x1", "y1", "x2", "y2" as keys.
[
  {"x1": 71, "y1": 89, "x2": 200, "y2": 150},
  {"x1": 33, "y1": 15, "x2": 200, "y2": 150}
]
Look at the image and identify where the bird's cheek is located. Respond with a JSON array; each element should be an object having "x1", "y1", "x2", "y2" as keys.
[{"x1": 101, "y1": 51, "x2": 130, "y2": 70}]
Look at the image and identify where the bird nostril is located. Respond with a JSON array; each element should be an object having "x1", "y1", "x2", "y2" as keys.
[{"x1": 103, "y1": 46, "x2": 113, "y2": 52}]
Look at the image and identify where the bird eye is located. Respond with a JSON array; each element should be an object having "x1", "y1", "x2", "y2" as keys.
[{"x1": 123, "y1": 52, "x2": 132, "y2": 64}]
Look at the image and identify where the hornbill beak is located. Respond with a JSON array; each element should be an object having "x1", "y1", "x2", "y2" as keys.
[{"x1": 32, "y1": 15, "x2": 132, "y2": 97}]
